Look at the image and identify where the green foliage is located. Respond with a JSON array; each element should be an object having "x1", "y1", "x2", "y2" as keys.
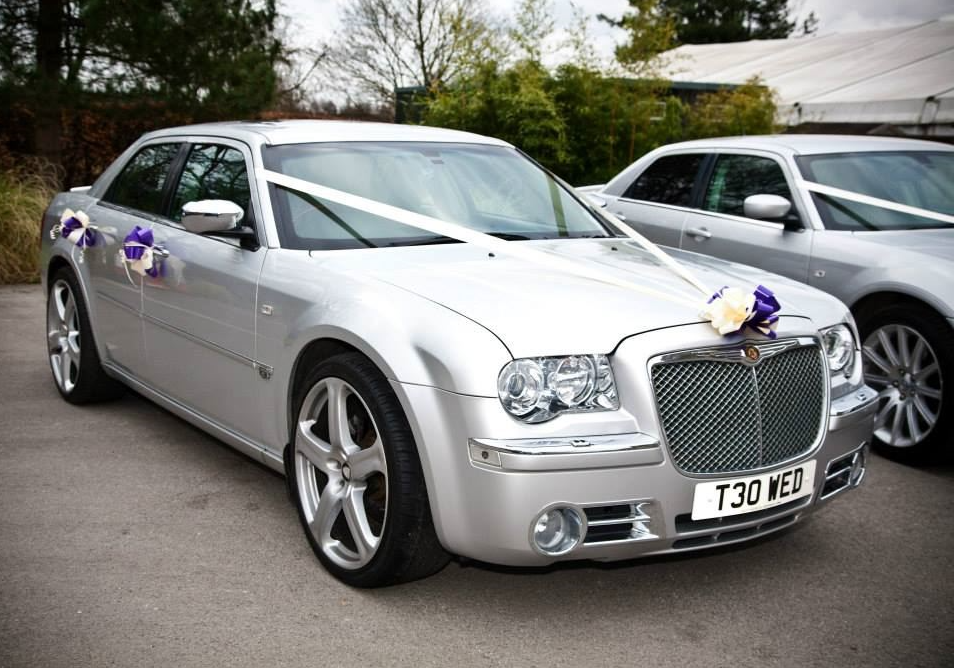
[
  {"x1": 685, "y1": 77, "x2": 779, "y2": 137},
  {"x1": 656, "y1": 0, "x2": 798, "y2": 44},
  {"x1": 598, "y1": 0, "x2": 675, "y2": 78},
  {"x1": 425, "y1": 60, "x2": 568, "y2": 170},
  {"x1": 424, "y1": 65, "x2": 779, "y2": 185}
]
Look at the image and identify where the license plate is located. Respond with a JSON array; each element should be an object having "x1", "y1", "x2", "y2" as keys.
[{"x1": 691, "y1": 460, "x2": 816, "y2": 521}]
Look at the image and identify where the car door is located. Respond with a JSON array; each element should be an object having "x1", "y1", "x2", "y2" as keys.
[
  {"x1": 140, "y1": 139, "x2": 268, "y2": 445},
  {"x1": 678, "y1": 152, "x2": 813, "y2": 283},
  {"x1": 87, "y1": 141, "x2": 183, "y2": 375},
  {"x1": 607, "y1": 152, "x2": 708, "y2": 248}
]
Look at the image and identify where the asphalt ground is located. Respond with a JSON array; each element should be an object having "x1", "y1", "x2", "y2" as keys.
[{"x1": 0, "y1": 283, "x2": 952, "y2": 668}]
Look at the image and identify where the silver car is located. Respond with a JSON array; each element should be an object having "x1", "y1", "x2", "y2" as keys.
[
  {"x1": 591, "y1": 136, "x2": 953, "y2": 462},
  {"x1": 41, "y1": 121, "x2": 877, "y2": 587}
]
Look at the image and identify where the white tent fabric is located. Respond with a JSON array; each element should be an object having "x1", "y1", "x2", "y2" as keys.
[{"x1": 659, "y1": 19, "x2": 954, "y2": 132}]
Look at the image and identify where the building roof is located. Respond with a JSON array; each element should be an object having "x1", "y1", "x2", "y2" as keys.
[{"x1": 659, "y1": 18, "x2": 954, "y2": 130}]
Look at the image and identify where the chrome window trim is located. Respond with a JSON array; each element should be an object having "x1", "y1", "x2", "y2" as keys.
[{"x1": 646, "y1": 336, "x2": 830, "y2": 479}]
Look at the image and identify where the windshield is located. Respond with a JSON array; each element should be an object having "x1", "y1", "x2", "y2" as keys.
[
  {"x1": 795, "y1": 151, "x2": 953, "y2": 231},
  {"x1": 263, "y1": 142, "x2": 611, "y2": 249}
]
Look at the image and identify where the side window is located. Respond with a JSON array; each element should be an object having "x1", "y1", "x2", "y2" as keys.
[
  {"x1": 623, "y1": 154, "x2": 705, "y2": 206},
  {"x1": 703, "y1": 154, "x2": 792, "y2": 218},
  {"x1": 105, "y1": 143, "x2": 181, "y2": 215},
  {"x1": 171, "y1": 144, "x2": 253, "y2": 225}
]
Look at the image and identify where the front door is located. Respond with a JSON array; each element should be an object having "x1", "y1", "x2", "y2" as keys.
[
  {"x1": 678, "y1": 152, "x2": 813, "y2": 283},
  {"x1": 140, "y1": 140, "x2": 268, "y2": 446}
]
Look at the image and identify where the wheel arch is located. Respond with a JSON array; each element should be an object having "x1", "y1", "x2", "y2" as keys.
[{"x1": 850, "y1": 291, "x2": 950, "y2": 329}]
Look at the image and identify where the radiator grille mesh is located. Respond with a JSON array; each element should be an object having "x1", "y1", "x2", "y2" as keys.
[{"x1": 651, "y1": 344, "x2": 825, "y2": 474}]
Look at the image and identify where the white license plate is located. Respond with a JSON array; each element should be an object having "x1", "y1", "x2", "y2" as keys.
[{"x1": 691, "y1": 460, "x2": 816, "y2": 521}]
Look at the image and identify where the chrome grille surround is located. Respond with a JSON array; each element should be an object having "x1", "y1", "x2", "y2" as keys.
[{"x1": 649, "y1": 337, "x2": 828, "y2": 476}]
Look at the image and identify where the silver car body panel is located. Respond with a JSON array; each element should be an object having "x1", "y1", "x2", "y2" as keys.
[
  {"x1": 598, "y1": 134, "x2": 954, "y2": 319},
  {"x1": 40, "y1": 122, "x2": 876, "y2": 566}
]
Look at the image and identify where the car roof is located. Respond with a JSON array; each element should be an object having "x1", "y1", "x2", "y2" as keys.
[
  {"x1": 652, "y1": 134, "x2": 952, "y2": 156},
  {"x1": 140, "y1": 119, "x2": 512, "y2": 147}
]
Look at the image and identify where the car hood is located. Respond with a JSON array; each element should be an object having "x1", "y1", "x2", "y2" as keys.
[{"x1": 316, "y1": 239, "x2": 847, "y2": 358}]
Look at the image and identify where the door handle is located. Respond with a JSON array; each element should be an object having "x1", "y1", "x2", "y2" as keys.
[
  {"x1": 151, "y1": 245, "x2": 170, "y2": 259},
  {"x1": 612, "y1": 210, "x2": 628, "y2": 221},
  {"x1": 686, "y1": 226, "x2": 711, "y2": 239}
]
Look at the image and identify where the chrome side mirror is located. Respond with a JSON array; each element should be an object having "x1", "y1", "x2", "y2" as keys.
[
  {"x1": 743, "y1": 194, "x2": 792, "y2": 221},
  {"x1": 181, "y1": 200, "x2": 244, "y2": 234}
]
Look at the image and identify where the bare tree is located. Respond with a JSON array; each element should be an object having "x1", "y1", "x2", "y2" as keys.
[{"x1": 324, "y1": 0, "x2": 497, "y2": 106}]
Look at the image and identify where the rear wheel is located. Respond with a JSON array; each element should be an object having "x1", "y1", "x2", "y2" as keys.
[
  {"x1": 290, "y1": 352, "x2": 449, "y2": 587},
  {"x1": 46, "y1": 268, "x2": 123, "y2": 404},
  {"x1": 857, "y1": 303, "x2": 950, "y2": 463}
]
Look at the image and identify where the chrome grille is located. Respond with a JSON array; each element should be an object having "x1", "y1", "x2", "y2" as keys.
[{"x1": 651, "y1": 341, "x2": 826, "y2": 475}]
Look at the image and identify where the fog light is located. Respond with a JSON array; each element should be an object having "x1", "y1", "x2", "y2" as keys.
[
  {"x1": 849, "y1": 448, "x2": 866, "y2": 486},
  {"x1": 531, "y1": 507, "x2": 583, "y2": 556}
]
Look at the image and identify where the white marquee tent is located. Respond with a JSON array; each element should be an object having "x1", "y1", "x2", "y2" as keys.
[{"x1": 659, "y1": 18, "x2": 954, "y2": 138}]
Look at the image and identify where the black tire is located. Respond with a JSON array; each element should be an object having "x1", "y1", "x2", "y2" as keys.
[
  {"x1": 289, "y1": 352, "x2": 449, "y2": 587},
  {"x1": 856, "y1": 302, "x2": 952, "y2": 464},
  {"x1": 46, "y1": 267, "x2": 124, "y2": 404}
]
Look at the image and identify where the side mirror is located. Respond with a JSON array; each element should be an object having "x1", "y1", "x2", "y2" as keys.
[
  {"x1": 743, "y1": 194, "x2": 792, "y2": 222},
  {"x1": 181, "y1": 199, "x2": 244, "y2": 234}
]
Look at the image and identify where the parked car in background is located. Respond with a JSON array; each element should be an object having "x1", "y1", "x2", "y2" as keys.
[
  {"x1": 41, "y1": 121, "x2": 877, "y2": 587},
  {"x1": 587, "y1": 136, "x2": 953, "y2": 462}
]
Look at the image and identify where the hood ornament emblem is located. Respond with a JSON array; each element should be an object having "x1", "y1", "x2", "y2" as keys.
[{"x1": 743, "y1": 345, "x2": 761, "y2": 363}]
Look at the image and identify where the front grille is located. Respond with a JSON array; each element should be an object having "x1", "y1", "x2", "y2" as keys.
[{"x1": 651, "y1": 342, "x2": 826, "y2": 475}]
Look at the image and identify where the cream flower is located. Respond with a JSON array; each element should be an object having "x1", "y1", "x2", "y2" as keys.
[{"x1": 701, "y1": 286, "x2": 755, "y2": 335}]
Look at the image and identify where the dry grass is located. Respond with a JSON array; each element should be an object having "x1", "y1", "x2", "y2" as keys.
[{"x1": 0, "y1": 160, "x2": 59, "y2": 284}]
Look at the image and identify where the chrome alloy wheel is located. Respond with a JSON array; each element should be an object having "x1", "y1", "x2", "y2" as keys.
[
  {"x1": 863, "y1": 324, "x2": 942, "y2": 448},
  {"x1": 295, "y1": 377, "x2": 388, "y2": 570},
  {"x1": 47, "y1": 279, "x2": 81, "y2": 394}
]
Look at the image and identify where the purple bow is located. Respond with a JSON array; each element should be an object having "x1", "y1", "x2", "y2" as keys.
[
  {"x1": 707, "y1": 284, "x2": 781, "y2": 339},
  {"x1": 123, "y1": 226, "x2": 160, "y2": 278},
  {"x1": 61, "y1": 216, "x2": 96, "y2": 247},
  {"x1": 748, "y1": 284, "x2": 780, "y2": 339}
]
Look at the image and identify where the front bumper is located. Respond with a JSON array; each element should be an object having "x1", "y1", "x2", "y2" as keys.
[{"x1": 395, "y1": 325, "x2": 878, "y2": 568}]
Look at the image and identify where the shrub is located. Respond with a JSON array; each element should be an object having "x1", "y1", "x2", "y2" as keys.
[{"x1": 0, "y1": 159, "x2": 57, "y2": 284}]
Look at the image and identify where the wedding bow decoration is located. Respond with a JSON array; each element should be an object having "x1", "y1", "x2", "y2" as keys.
[
  {"x1": 701, "y1": 284, "x2": 780, "y2": 339},
  {"x1": 52, "y1": 209, "x2": 99, "y2": 263},
  {"x1": 122, "y1": 226, "x2": 161, "y2": 278}
]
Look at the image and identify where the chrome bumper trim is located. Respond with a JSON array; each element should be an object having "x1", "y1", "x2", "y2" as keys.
[
  {"x1": 828, "y1": 385, "x2": 879, "y2": 431},
  {"x1": 468, "y1": 433, "x2": 662, "y2": 471}
]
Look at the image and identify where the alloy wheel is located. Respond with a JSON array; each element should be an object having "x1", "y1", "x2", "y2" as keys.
[
  {"x1": 863, "y1": 324, "x2": 942, "y2": 448},
  {"x1": 47, "y1": 279, "x2": 81, "y2": 394},
  {"x1": 295, "y1": 377, "x2": 388, "y2": 570}
]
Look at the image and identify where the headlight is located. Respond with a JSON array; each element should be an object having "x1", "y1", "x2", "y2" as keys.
[
  {"x1": 497, "y1": 354, "x2": 619, "y2": 423},
  {"x1": 821, "y1": 324, "x2": 855, "y2": 374}
]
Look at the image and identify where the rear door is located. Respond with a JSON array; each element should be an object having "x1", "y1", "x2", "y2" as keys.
[
  {"x1": 606, "y1": 152, "x2": 709, "y2": 248},
  {"x1": 139, "y1": 139, "x2": 268, "y2": 445},
  {"x1": 87, "y1": 141, "x2": 182, "y2": 375},
  {"x1": 678, "y1": 152, "x2": 813, "y2": 283}
]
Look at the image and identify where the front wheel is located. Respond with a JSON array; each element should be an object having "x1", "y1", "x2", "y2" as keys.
[
  {"x1": 46, "y1": 268, "x2": 123, "y2": 404},
  {"x1": 858, "y1": 303, "x2": 951, "y2": 464},
  {"x1": 290, "y1": 352, "x2": 449, "y2": 587}
]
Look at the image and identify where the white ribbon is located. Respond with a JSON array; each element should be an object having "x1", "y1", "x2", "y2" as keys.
[
  {"x1": 260, "y1": 169, "x2": 707, "y2": 310},
  {"x1": 797, "y1": 180, "x2": 955, "y2": 224},
  {"x1": 122, "y1": 243, "x2": 156, "y2": 281}
]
